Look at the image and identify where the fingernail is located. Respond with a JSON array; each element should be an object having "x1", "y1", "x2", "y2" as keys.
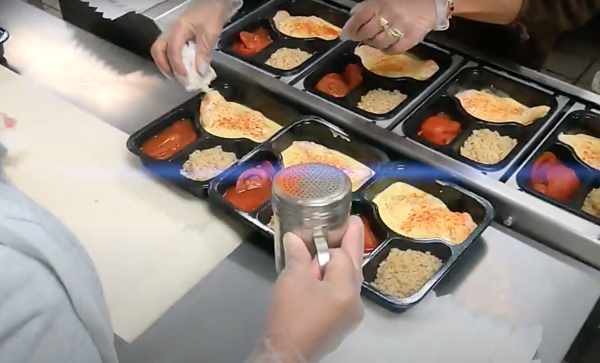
[
  {"x1": 158, "y1": 68, "x2": 173, "y2": 80},
  {"x1": 198, "y1": 62, "x2": 209, "y2": 76}
]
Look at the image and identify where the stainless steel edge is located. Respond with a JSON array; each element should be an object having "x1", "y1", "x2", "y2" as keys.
[
  {"x1": 212, "y1": 51, "x2": 600, "y2": 269},
  {"x1": 391, "y1": 60, "x2": 571, "y2": 181}
]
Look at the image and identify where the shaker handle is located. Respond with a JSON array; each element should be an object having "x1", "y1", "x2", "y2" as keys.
[{"x1": 313, "y1": 227, "x2": 330, "y2": 275}]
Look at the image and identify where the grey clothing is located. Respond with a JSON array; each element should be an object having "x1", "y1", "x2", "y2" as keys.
[{"x1": 0, "y1": 144, "x2": 118, "y2": 363}]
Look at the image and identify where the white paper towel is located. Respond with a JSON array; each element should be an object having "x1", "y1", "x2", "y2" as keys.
[{"x1": 324, "y1": 293, "x2": 543, "y2": 363}]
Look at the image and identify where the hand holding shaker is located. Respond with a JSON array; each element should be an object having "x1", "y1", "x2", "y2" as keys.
[{"x1": 272, "y1": 163, "x2": 352, "y2": 274}]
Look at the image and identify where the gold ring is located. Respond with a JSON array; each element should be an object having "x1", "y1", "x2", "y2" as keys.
[{"x1": 379, "y1": 17, "x2": 404, "y2": 39}]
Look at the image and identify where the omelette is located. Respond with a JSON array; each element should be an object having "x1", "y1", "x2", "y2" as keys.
[
  {"x1": 558, "y1": 133, "x2": 600, "y2": 170},
  {"x1": 455, "y1": 89, "x2": 550, "y2": 125},
  {"x1": 280, "y1": 141, "x2": 374, "y2": 192},
  {"x1": 200, "y1": 90, "x2": 282, "y2": 143},
  {"x1": 273, "y1": 10, "x2": 341, "y2": 41},
  {"x1": 354, "y1": 45, "x2": 440, "y2": 81},
  {"x1": 372, "y1": 182, "x2": 477, "y2": 244}
]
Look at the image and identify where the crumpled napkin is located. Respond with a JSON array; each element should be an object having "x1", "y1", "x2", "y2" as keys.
[{"x1": 174, "y1": 42, "x2": 217, "y2": 93}]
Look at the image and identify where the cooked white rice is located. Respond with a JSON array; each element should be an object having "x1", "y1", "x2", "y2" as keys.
[
  {"x1": 371, "y1": 248, "x2": 442, "y2": 298},
  {"x1": 180, "y1": 145, "x2": 238, "y2": 181},
  {"x1": 460, "y1": 129, "x2": 517, "y2": 165},
  {"x1": 265, "y1": 48, "x2": 312, "y2": 70},
  {"x1": 582, "y1": 188, "x2": 600, "y2": 218},
  {"x1": 357, "y1": 89, "x2": 407, "y2": 114}
]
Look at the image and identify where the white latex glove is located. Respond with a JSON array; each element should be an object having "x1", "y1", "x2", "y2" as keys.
[
  {"x1": 246, "y1": 216, "x2": 365, "y2": 363},
  {"x1": 151, "y1": 0, "x2": 242, "y2": 79},
  {"x1": 341, "y1": 0, "x2": 442, "y2": 54}
]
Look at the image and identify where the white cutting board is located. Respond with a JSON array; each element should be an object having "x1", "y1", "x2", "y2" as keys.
[{"x1": 0, "y1": 67, "x2": 245, "y2": 342}]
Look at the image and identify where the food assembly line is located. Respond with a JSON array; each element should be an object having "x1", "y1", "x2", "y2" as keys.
[
  {"x1": 137, "y1": 0, "x2": 600, "y2": 273},
  {"x1": 4, "y1": 0, "x2": 600, "y2": 361}
]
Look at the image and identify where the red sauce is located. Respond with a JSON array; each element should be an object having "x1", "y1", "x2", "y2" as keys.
[
  {"x1": 224, "y1": 161, "x2": 275, "y2": 213},
  {"x1": 231, "y1": 28, "x2": 273, "y2": 57},
  {"x1": 315, "y1": 74, "x2": 348, "y2": 97},
  {"x1": 315, "y1": 64, "x2": 363, "y2": 98},
  {"x1": 141, "y1": 119, "x2": 197, "y2": 160},
  {"x1": 530, "y1": 152, "x2": 580, "y2": 202},
  {"x1": 360, "y1": 216, "x2": 379, "y2": 254},
  {"x1": 417, "y1": 113, "x2": 462, "y2": 146}
]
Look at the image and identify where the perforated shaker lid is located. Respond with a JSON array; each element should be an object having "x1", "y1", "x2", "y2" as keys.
[{"x1": 272, "y1": 163, "x2": 351, "y2": 208}]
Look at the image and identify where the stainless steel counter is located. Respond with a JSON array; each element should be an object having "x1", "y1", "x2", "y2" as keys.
[{"x1": 2, "y1": 1, "x2": 600, "y2": 363}]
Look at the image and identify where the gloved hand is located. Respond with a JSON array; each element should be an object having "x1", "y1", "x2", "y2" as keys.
[
  {"x1": 341, "y1": 0, "x2": 442, "y2": 54},
  {"x1": 249, "y1": 216, "x2": 365, "y2": 363},
  {"x1": 150, "y1": 0, "x2": 242, "y2": 78}
]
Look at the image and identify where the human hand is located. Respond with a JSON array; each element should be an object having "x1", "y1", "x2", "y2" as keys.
[
  {"x1": 341, "y1": 0, "x2": 440, "y2": 54},
  {"x1": 151, "y1": 0, "x2": 240, "y2": 78},
  {"x1": 262, "y1": 216, "x2": 365, "y2": 362}
]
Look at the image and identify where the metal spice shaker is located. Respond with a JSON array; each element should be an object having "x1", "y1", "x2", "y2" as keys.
[{"x1": 272, "y1": 163, "x2": 352, "y2": 274}]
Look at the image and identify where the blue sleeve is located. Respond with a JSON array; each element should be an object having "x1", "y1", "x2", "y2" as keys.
[{"x1": 0, "y1": 144, "x2": 118, "y2": 363}]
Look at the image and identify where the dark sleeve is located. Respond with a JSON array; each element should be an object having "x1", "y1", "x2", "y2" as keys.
[{"x1": 516, "y1": 0, "x2": 600, "y2": 37}]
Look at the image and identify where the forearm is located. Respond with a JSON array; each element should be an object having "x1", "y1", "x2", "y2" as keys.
[{"x1": 452, "y1": 0, "x2": 524, "y2": 24}]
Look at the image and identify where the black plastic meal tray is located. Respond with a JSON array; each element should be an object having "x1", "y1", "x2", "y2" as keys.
[
  {"x1": 303, "y1": 41, "x2": 454, "y2": 121},
  {"x1": 403, "y1": 66, "x2": 559, "y2": 173},
  {"x1": 125, "y1": 64, "x2": 307, "y2": 198},
  {"x1": 516, "y1": 110, "x2": 600, "y2": 225},
  {"x1": 218, "y1": 0, "x2": 349, "y2": 78},
  {"x1": 208, "y1": 116, "x2": 494, "y2": 312}
]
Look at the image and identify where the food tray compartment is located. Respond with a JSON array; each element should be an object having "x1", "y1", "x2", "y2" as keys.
[
  {"x1": 403, "y1": 66, "x2": 559, "y2": 172},
  {"x1": 516, "y1": 110, "x2": 600, "y2": 225},
  {"x1": 303, "y1": 42, "x2": 454, "y2": 121},
  {"x1": 211, "y1": 150, "x2": 282, "y2": 232},
  {"x1": 359, "y1": 162, "x2": 494, "y2": 311},
  {"x1": 362, "y1": 238, "x2": 454, "y2": 310},
  {"x1": 126, "y1": 68, "x2": 304, "y2": 197},
  {"x1": 218, "y1": 0, "x2": 349, "y2": 78},
  {"x1": 169, "y1": 138, "x2": 257, "y2": 198}
]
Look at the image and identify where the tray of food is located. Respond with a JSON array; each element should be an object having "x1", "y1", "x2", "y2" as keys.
[
  {"x1": 218, "y1": 0, "x2": 349, "y2": 80},
  {"x1": 515, "y1": 109, "x2": 600, "y2": 225},
  {"x1": 397, "y1": 64, "x2": 566, "y2": 180},
  {"x1": 297, "y1": 41, "x2": 456, "y2": 124},
  {"x1": 208, "y1": 116, "x2": 494, "y2": 311},
  {"x1": 126, "y1": 69, "x2": 306, "y2": 198}
]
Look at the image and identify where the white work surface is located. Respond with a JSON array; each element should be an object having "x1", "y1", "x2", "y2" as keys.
[{"x1": 0, "y1": 65, "x2": 244, "y2": 342}]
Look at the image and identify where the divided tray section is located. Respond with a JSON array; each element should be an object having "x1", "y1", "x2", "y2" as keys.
[
  {"x1": 218, "y1": 0, "x2": 349, "y2": 77},
  {"x1": 403, "y1": 66, "x2": 559, "y2": 172},
  {"x1": 126, "y1": 73, "x2": 303, "y2": 197},
  {"x1": 208, "y1": 116, "x2": 390, "y2": 238},
  {"x1": 359, "y1": 162, "x2": 494, "y2": 311},
  {"x1": 516, "y1": 110, "x2": 600, "y2": 225},
  {"x1": 303, "y1": 42, "x2": 453, "y2": 121}
]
